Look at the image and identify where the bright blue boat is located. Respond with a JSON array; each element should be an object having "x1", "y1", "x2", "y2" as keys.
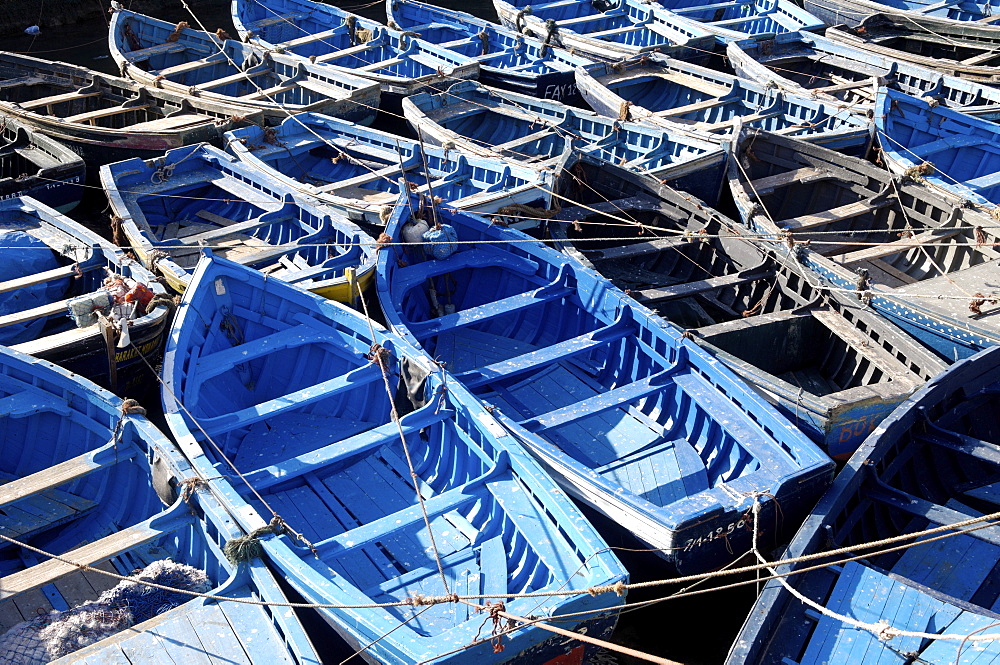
[
  {"x1": 577, "y1": 53, "x2": 873, "y2": 152},
  {"x1": 403, "y1": 80, "x2": 728, "y2": 205},
  {"x1": 232, "y1": 0, "x2": 479, "y2": 105},
  {"x1": 109, "y1": 7, "x2": 382, "y2": 125},
  {"x1": 651, "y1": 0, "x2": 823, "y2": 42},
  {"x1": 727, "y1": 127, "x2": 1000, "y2": 361},
  {"x1": 0, "y1": 345, "x2": 320, "y2": 665},
  {"x1": 161, "y1": 251, "x2": 629, "y2": 665},
  {"x1": 493, "y1": 0, "x2": 720, "y2": 63},
  {"x1": 224, "y1": 113, "x2": 560, "y2": 229},
  {"x1": 728, "y1": 30, "x2": 1000, "y2": 119},
  {"x1": 376, "y1": 193, "x2": 835, "y2": 575},
  {"x1": 386, "y1": 0, "x2": 592, "y2": 102},
  {"x1": 877, "y1": 86, "x2": 1000, "y2": 209},
  {"x1": 727, "y1": 344, "x2": 1000, "y2": 665},
  {"x1": 0, "y1": 196, "x2": 171, "y2": 396},
  {"x1": 100, "y1": 142, "x2": 377, "y2": 301}
]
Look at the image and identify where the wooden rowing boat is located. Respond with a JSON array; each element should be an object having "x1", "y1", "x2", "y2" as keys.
[
  {"x1": 806, "y1": 0, "x2": 1000, "y2": 31},
  {"x1": 651, "y1": 0, "x2": 824, "y2": 42},
  {"x1": 0, "y1": 51, "x2": 264, "y2": 168},
  {"x1": 492, "y1": 0, "x2": 720, "y2": 63},
  {"x1": 577, "y1": 53, "x2": 873, "y2": 152},
  {"x1": 109, "y1": 7, "x2": 382, "y2": 125},
  {"x1": 232, "y1": 0, "x2": 479, "y2": 106},
  {"x1": 727, "y1": 344, "x2": 1000, "y2": 665},
  {"x1": 0, "y1": 117, "x2": 84, "y2": 213},
  {"x1": 824, "y1": 14, "x2": 1000, "y2": 85},
  {"x1": 403, "y1": 79, "x2": 728, "y2": 205},
  {"x1": 0, "y1": 345, "x2": 321, "y2": 665},
  {"x1": 728, "y1": 127, "x2": 1000, "y2": 360},
  {"x1": 377, "y1": 191, "x2": 835, "y2": 573},
  {"x1": 728, "y1": 29, "x2": 1000, "y2": 119},
  {"x1": 548, "y1": 157, "x2": 947, "y2": 458},
  {"x1": 224, "y1": 112, "x2": 559, "y2": 229},
  {"x1": 100, "y1": 142, "x2": 376, "y2": 302},
  {"x1": 876, "y1": 85, "x2": 1000, "y2": 208},
  {"x1": 162, "y1": 250, "x2": 629, "y2": 664},
  {"x1": 0, "y1": 196, "x2": 171, "y2": 396},
  {"x1": 387, "y1": 0, "x2": 592, "y2": 102}
]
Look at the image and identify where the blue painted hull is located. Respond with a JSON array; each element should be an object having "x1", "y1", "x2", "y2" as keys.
[
  {"x1": 404, "y1": 79, "x2": 729, "y2": 206},
  {"x1": 224, "y1": 113, "x2": 558, "y2": 229},
  {"x1": 377, "y1": 192, "x2": 834, "y2": 575},
  {"x1": 109, "y1": 8, "x2": 382, "y2": 125},
  {"x1": 727, "y1": 345, "x2": 1000, "y2": 664},
  {"x1": 0, "y1": 346, "x2": 320, "y2": 664},
  {"x1": 728, "y1": 30, "x2": 1000, "y2": 120},
  {"x1": 231, "y1": 0, "x2": 479, "y2": 108},
  {"x1": 101, "y1": 142, "x2": 377, "y2": 301},
  {"x1": 387, "y1": 0, "x2": 591, "y2": 103},
  {"x1": 877, "y1": 86, "x2": 1000, "y2": 209},
  {"x1": 162, "y1": 251, "x2": 629, "y2": 665},
  {"x1": 578, "y1": 54, "x2": 873, "y2": 152}
]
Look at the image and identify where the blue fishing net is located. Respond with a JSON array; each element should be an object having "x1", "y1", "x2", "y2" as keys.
[
  {"x1": 0, "y1": 231, "x2": 71, "y2": 345},
  {"x1": 0, "y1": 560, "x2": 211, "y2": 665}
]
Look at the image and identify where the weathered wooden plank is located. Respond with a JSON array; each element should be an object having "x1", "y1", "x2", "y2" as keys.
[
  {"x1": 63, "y1": 103, "x2": 152, "y2": 123},
  {"x1": 155, "y1": 53, "x2": 227, "y2": 79},
  {"x1": 0, "y1": 511, "x2": 191, "y2": 600},
  {"x1": 0, "y1": 298, "x2": 71, "y2": 329},
  {"x1": 0, "y1": 263, "x2": 89, "y2": 295},
  {"x1": 839, "y1": 228, "x2": 962, "y2": 265},
  {"x1": 586, "y1": 236, "x2": 695, "y2": 261},
  {"x1": 19, "y1": 90, "x2": 102, "y2": 110},
  {"x1": 0, "y1": 441, "x2": 135, "y2": 508},
  {"x1": 778, "y1": 195, "x2": 893, "y2": 232},
  {"x1": 127, "y1": 113, "x2": 213, "y2": 131},
  {"x1": 747, "y1": 167, "x2": 830, "y2": 196}
]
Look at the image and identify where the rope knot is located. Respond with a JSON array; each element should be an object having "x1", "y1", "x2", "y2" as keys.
[
  {"x1": 179, "y1": 477, "x2": 208, "y2": 504},
  {"x1": 120, "y1": 398, "x2": 147, "y2": 417},
  {"x1": 874, "y1": 619, "x2": 898, "y2": 641},
  {"x1": 366, "y1": 343, "x2": 391, "y2": 370},
  {"x1": 223, "y1": 517, "x2": 285, "y2": 564}
]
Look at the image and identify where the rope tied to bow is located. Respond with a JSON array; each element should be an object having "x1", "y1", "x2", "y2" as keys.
[{"x1": 223, "y1": 516, "x2": 287, "y2": 564}]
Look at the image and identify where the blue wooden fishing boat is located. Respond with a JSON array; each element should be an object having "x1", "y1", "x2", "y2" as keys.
[
  {"x1": 547, "y1": 157, "x2": 946, "y2": 459},
  {"x1": 403, "y1": 79, "x2": 728, "y2": 205},
  {"x1": 805, "y1": 0, "x2": 1000, "y2": 30},
  {"x1": 232, "y1": 0, "x2": 479, "y2": 106},
  {"x1": 0, "y1": 196, "x2": 171, "y2": 396},
  {"x1": 224, "y1": 113, "x2": 559, "y2": 229},
  {"x1": 0, "y1": 118, "x2": 84, "y2": 214},
  {"x1": 109, "y1": 7, "x2": 381, "y2": 125},
  {"x1": 825, "y1": 14, "x2": 1000, "y2": 86},
  {"x1": 0, "y1": 52, "x2": 265, "y2": 168},
  {"x1": 100, "y1": 142, "x2": 376, "y2": 302},
  {"x1": 726, "y1": 344, "x2": 1000, "y2": 665},
  {"x1": 376, "y1": 191, "x2": 835, "y2": 574},
  {"x1": 161, "y1": 251, "x2": 629, "y2": 665},
  {"x1": 876, "y1": 86, "x2": 1000, "y2": 209},
  {"x1": 0, "y1": 345, "x2": 320, "y2": 665},
  {"x1": 492, "y1": 0, "x2": 720, "y2": 63},
  {"x1": 728, "y1": 127, "x2": 1000, "y2": 361},
  {"x1": 728, "y1": 29, "x2": 1000, "y2": 118},
  {"x1": 576, "y1": 53, "x2": 873, "y2": 152},
  {"x1": 386, "y1": 0, "x2": 592, "y2": 102},
  {"x1": 650, "y1": 0, "x2": 823, "y2": 42}
]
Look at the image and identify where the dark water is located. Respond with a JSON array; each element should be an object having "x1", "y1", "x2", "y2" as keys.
[{"x1": 10, "y1": 3, "x2": 765, "y2": 663}]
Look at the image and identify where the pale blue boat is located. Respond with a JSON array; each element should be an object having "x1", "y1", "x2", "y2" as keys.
[
  {"x1": 232, "y1": 0, "x2": 479, "y2": 104},
  {"x1": 0, "y1": 345, "x2": 320, "y2": 665},
  {"x1": 577, "y1": 53, "x2": 873, "y2": 151},
  {"x1": 108, "y1": 7, "x2": 382, "y2": 125},
  {"x1": 224, "y1": 113, "x2": 559, "y2": 228},
  {"x1": 877, "y1": 86, "x2": 1000, "y2": 209},
  {"x1": 403, "y1": 79, "x2": 728, "y2": 205},
  {"x1": 161, "y1": 251, "x2": 629, "y2": 665},
  {"x1": 493, "y1": 0, "x2": 720, "y2": 63},
  {"x1": 376, "y1": 193, "x2": 835, "y2": 575},
  {"x1": 386, "y1": 0, "x2": 592, "y2": 102}
]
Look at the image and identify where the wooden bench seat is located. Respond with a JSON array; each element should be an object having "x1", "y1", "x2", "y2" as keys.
[
  {"x1": 63, "y1": 103, "x2": 152, "y2": 124},
  {"x1": 19, "y1": 90, "x2": 102, "y2": 110}
]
